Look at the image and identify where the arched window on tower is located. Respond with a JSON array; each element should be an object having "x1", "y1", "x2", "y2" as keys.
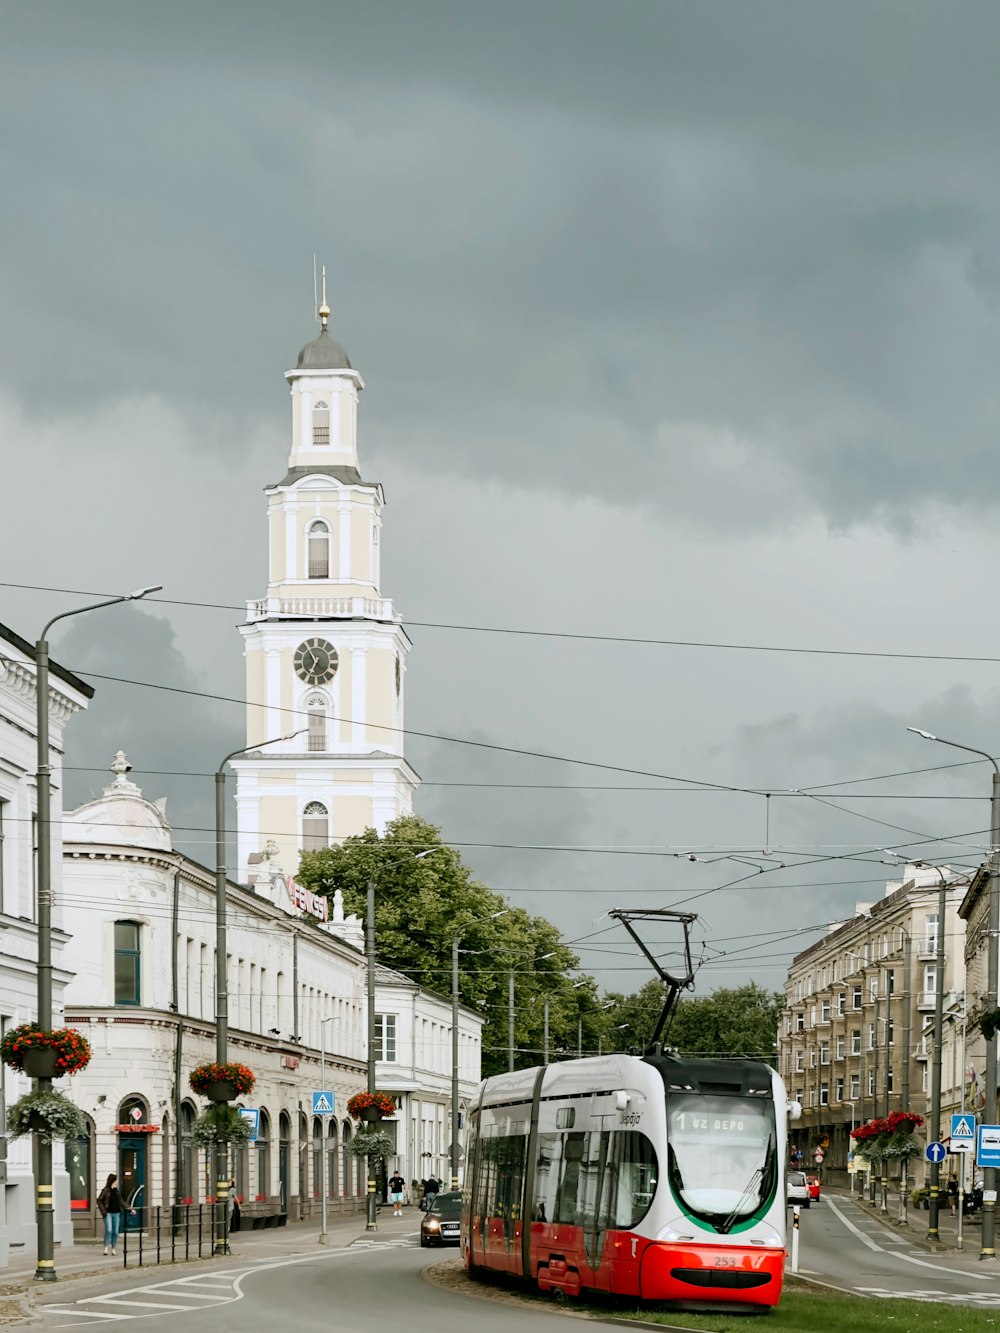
[
  {"x1": 302, "y1": 802, "x2": 329, "y2": 852},
  {"x1": 312, "y1": 400, "x2": 330, "y2": 446},
  {"x1": 307, "y1": 520, "x2": 331, "y2": 579},
  {"x1": 306, "y1": 694, "x2": 327, "y2": 753}
]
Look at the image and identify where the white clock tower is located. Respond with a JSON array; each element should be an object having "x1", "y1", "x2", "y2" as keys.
[{"x1": 233, "y1": 282, "x2": 418, "y2": 882}]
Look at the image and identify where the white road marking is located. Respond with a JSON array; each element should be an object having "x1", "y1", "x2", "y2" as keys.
[
  {"x1": 43, "y1": 1233, "x2": 418, "y2": 1324},
  {"x1": 825, "y1": 1198, "x2": 996, "y2": 1281}
]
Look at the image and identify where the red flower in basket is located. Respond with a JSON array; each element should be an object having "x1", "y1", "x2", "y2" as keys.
[
  {"x1": 0, "y1": 1024, "x2": 91, "y2": 1076},
  {"x1": 189, "y1": 1062, "x2": 255, "y2": 1097},
  {"x1": 347, "y1": 1091, "x2": 396, "y2": 1120}
]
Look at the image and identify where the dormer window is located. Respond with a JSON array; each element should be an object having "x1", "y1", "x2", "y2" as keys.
[
  {"x1": 312, "y1": 400, "x2": 330, "y2": 446},
  {"x1": 308, "y1": 520, "x2": 331, "y2": 579}
]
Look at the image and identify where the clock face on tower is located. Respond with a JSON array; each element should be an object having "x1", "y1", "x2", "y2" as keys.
[{"x1": 294, "y1": 637, "x2": 339, "y2": 686}]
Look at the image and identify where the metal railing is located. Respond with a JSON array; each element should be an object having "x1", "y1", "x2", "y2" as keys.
[{"x1": 120, "y1": 1206, "x2": 215, "y2": 1268}]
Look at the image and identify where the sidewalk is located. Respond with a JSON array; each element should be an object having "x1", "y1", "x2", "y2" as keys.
[{"x1": 0, "y1": 1205, "x2": 419, "y2": 1313}]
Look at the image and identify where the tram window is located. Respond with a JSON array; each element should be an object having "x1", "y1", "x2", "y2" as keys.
[
  {"x1": 534, "y1": 1133, "x2": 560, "y2": 1223},
  {"x1": 556, "y1": 1107, "x2": 576, "y2": 1129},
  {"x1": 605, "y1": 1131, "x2": 658, "y2": 1229}
]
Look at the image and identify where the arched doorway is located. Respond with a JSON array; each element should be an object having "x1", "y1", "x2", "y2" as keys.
[
  {"x1": 117, "y1": 1096, "x2": 151, "y2": 1231},
  {"x1": 279, "y1": 1112, "x2": 291, "y2": 1215}
]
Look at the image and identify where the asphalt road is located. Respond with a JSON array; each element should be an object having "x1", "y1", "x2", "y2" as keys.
[
  {"x1": 28, "y1": 1231, "x2": 572, "y2": 1333},
  {"x1": 798, "y1": 1193, "x2": 1000, "y2": 1308}
]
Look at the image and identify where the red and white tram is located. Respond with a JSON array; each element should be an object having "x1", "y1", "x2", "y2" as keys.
[{"x1": 462, "y1": 1052, "x2": 789, "y2": 1310}]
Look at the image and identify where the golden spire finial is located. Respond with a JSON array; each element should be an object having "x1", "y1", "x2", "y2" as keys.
[{"x1": 318, "y1": 264, "x2": 330, "y2": 329}]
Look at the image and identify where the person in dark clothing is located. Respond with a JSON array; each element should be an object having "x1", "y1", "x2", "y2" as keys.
[
  {"x1": 228, "y1": 1180, "x2": 241, "y2": 1233},
  {"x1": 97, "y1": 1173, "x2": 133, "y2": 1256},
  {"x1": 423, "y1": 1177, "x2": 440, "y2": 1204}
]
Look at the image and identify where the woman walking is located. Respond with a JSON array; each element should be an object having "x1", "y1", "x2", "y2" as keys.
[{"x1": 97, "y1": 1173, "x2": 133, "y2": 1256}]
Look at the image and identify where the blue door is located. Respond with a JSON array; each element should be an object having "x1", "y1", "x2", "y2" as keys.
[{"x1": 118, "y1": 1135, "x2": 147, "y2": 1232}]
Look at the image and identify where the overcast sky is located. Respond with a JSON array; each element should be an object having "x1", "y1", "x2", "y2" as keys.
[{"x1": 3, "y1": 1, "x2": 1000, "y2": 1002}]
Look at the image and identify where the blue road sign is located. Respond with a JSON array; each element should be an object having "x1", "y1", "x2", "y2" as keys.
[
  {"x1": 312, "y1": 1090, "x2": 335, "y2": 1116},
  {"x1": 238, "y1": 1107, "x2": 260, "y2": 1142},
  {"x1": 925, "y1": 1141, "x2": 946, "y2": 1164},
  {"x1": 952, "y1": 1114, "x2": 976, "y2": 1142},
  {"x1": 977, "y1": 1124, "x2": 1000, "y2": 1169}
]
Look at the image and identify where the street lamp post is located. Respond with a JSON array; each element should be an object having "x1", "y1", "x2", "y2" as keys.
[
  {"x1": 214, "y1": 730, "x2": 303, "y2": 1257},
  {"x1": 319, "y1": 1015, "x2": 336, "y2": 1244},
  {"x1": 909, "y1": 727, "x2": 1000, "y2": 1259},
  {"x1": 846, "y1": 1100, "x2": 858, "y2": 1193},
  {"x1": 31, "y1": 585, "x2": 161, "y2": 1282},
  {"x1": 366, "y1": 848, "x2": 437, "y2": 1231}
]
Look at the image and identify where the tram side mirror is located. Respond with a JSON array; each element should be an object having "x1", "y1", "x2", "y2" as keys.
[
  {"x1": 614, "y1": 1091, "x2": 629, "y2": 1112},
  {"x1": 788, "y1": 1101, "x2": 802, "y2": 1121}
]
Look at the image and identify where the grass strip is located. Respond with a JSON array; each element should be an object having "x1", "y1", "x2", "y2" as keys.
[{"x1": 601, "y1": 1278, "x2": 997, "y2": 1332}]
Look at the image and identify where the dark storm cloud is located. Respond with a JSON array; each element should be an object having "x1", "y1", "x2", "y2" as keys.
[
  {"x1": 54, "y1": 607, "x2": 241, "y2": 866},
  {"x1": 3, "y1": 2, "x2": 1000, "y2": 530}
]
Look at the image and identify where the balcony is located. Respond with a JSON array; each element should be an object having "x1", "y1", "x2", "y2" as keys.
[
  {"x1": 916, "y1": 991, "x2": 937, "y2": 1011},
  {"x1": 917, "y1": 940, "x2": 939, "y2": 962},
  {"x1": 246, "y1": 594, "x2": 399, "y2": 622}
]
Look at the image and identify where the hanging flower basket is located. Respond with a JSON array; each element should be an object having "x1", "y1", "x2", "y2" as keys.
[
  {"x1": 349, "y1": 1129, "x2": 394, "y2": 1160},
  {"x1": 0, "y1": 1024, "x2": 91, "y2": 1078},
  {"x1": 6, "y1": 1089, "x2": 86, "y2": 1144},
  {"x1": 191, "y1": 1103, "x2": 254, "y2": 1148},
  {"x1": 346, "y1": 1091, "x2": 396, "y2": 1121},
  {"x1": 189, "y1": 1062, "x2": 255, "y2": 1102},
  {"x1": 851, "y1": 1111, "x2": 925, "y2": 1163}
]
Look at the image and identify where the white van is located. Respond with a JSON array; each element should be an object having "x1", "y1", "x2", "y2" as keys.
[{"x1": 787, "y1": 1170, "x2": 810, "y2": 1208}]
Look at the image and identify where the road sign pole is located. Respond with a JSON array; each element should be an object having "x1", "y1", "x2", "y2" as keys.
[
  {"x1": 958, "y1": 1152, "x2": 966, "y2": 1252},
  {"x1": 790, "y1": 1206, "x2": 800, "y2": 1273}
]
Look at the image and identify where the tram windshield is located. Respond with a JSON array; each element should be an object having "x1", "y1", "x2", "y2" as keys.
[{"x1": 665, "y1": 1094, "x2": 777, "y2": 1229}]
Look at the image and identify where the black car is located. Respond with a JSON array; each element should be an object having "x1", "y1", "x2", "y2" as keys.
[{"x1": 420, "y1": 1190, "x2": 462, "y2": 1247}]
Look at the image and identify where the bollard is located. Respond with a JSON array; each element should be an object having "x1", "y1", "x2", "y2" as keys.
[{"x1": 790, "y1": 1205, "x2": 800, "y2": 1273}]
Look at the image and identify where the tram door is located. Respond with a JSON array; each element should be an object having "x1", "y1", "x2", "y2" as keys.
[
  {"x1": 118, "y1": 1135, "x2": 147, "y2": 1232},
  {"x1": 584, "y1": 1131, "x2": 610, "y2": 1274}
]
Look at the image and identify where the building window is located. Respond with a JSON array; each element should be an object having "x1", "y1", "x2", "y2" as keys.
[
  {"x1": 794, "y1": 1050, "x2": 804, "y2": 1073},
  {"x1": 307, "y1": 520, "x2": 331, "y2": 579},
  {"x1": 820, "y1": 1043, "x2": 829, "y2": 1066},
  {"x1": 819, "y1": 1084, "x2": 829, "y2": 1106},
  {"x1": 302, "y1": 802, "x2": 329, "y2": 852},
  {"x1": 851, "y1": 1030, "x2": 861, "y2": 1055},
  {"x1": 837, "y1": 992, "x2": 846, "y2": 1016},
  {"x1": 886, "y1": 969, "x2": 895, "y2": 996},
  {"x1": 256, "y1": 1110, "x2": 270, "y2": 1202},
  {"x1": 835, "y1": 1078, "x2": 844, "y2": 1101},
  {"x1": 312, "y1": 400, "x2": 330, "y2": 446},
  {"x1": 306, "y1": 695, "x2": 327, "y2": 753},
  {"x1": 925, "y1": 913, "x2": 939, "y2": 952},
  {"x1": 923, "y1": 965, "x2": 937, "y2": 1002},
  {"x1": 114, "y1": 921, "x2": 141, "y2": 1005},
  {"x1": 374, "y1": 1014, "x2": 396, "y2": 1062},
  {"x1": 852, "y1": 985, "x2": 862, "y2": 1010},
  {"x1": 887, "y1": 1068, "x2": 894, "y2": 1093},
  {"x1": 886, "y1": 1018, "x2": 894, "y2": 1046},
  {"x1": 836, "y1": 1036, "x2": 845, "y2": 1059},
  {"x1": 67, "y1": 1122, "x2": 93, "y2": 1212},
  {"x1": 821, "y1": 1000, "x2": 830, "y2": 1023},
  {"x1": 795, "y1": 1013, "x2": 804, "y2": 1032},
  {"x1": 868, "y1": 1069, "x2": 875, "y2": 1095},
  {"x1": 867, "y1": 1023, "x2": 875, "y2": 1050},
  {"x1": 809, "y1": 1048, "x2": 817, "y2": 1069},
  {"x1": 869, "y1": 977, "x2": 878, "y2": 1001},
  {"x1": 849, "y1": 1074, "x2": 859, "y2": 1099}
]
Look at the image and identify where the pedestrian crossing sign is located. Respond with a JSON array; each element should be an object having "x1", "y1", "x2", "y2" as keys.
[
  {"x1": 312, "y1": 1091, "x2": 335, "y2": 1115},
  {"x1": 952, "y1": 1114, "x2": 976, "y2": 1143}
]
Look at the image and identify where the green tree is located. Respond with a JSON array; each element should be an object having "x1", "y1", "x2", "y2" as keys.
[
  {"x1": 600, "y1": 981, "x2": 782, "y2": 1062},
  {"x1": 297, "y1": 816, "x2": 586, "y2": 1076}
]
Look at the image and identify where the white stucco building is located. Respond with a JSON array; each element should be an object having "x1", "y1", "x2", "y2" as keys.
[
  {"x1": 61, "y1": 754, "x2": 370, "y2": 1229},
  {"x1": 59, "y1": 754, "x2": 482, "y2": 1229},
  {"x1": 0, "y1": 621, "x2": 92, "y2": 1265},
  {"x1": 373, "y1": 963, "x2": 484, "y2": 1191},
  {"x1": 233, "y1": 285, "x2": 418, "y2": 881}
]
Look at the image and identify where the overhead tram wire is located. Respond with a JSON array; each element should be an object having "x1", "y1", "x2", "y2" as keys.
[
  {"x1": 59, "y1": 764, "x2": 990, "y2": 801},
  {"x1": 9, "y1": 578, "x2": 1000, "y2": 665}
]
